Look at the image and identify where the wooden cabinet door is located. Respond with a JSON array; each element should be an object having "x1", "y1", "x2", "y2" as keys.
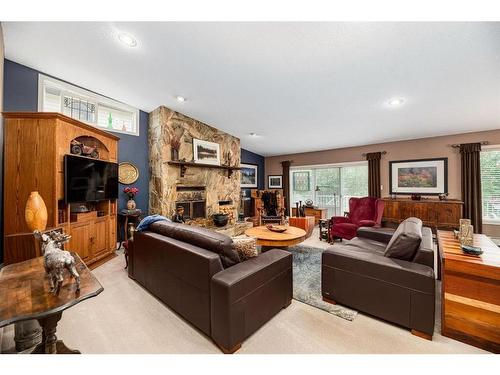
[
  {"x1": 437, "y1": 203, "x2": 462, "y2": 228},
  {"x1": 399, "y1": 202, "x2": 414, "y2": 220},
  {"x1": 383, "y1": 200, "x2": 397, "y2": 222},
  {"x1": 413, "y1": 202, "x2": 436, "y2": 227},
  {"x1": 68, "y1": 222, "x2": 91, "y2": 260},
  {"x1": 92, "y1": 218, "x2": 109, "y2": 256},
  {"x1": 109, "y1": 216, "x2": 117, "y2": 251}
]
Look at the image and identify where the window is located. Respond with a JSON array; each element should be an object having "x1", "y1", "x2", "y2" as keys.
[
  {"x1": 290, "y1": 162, "x2": 368, "y2": 217},
  {"x1": 481, "y1": 146, "x2": 500, "y2": 224},
  {"x1": 38, "y1": 74, "x2": 139, "y2": 136}
]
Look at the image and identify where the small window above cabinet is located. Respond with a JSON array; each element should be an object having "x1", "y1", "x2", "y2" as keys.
[{"x1": 38, "y1": 74, "x2": 140, "y2": 136}]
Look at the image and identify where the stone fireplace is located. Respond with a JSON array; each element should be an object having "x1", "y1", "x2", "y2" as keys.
[{"x1": 149, "y1": 106, "x2": 241, "y2": 221}]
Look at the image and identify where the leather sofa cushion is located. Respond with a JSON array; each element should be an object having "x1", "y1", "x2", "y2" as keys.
[
  {"x1": 148, "y1": 221, "x2": 241, "y2": 268},
  {"x1": 384, "y1": 217, "x2": 422, "y2": 261}
]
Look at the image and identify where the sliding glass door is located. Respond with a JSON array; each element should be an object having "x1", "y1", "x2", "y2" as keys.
[{"x1": 290, "y1": 163, "x2": 368, "y2": 218}]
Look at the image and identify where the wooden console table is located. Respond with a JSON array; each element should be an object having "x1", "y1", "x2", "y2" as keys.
[
  {"x1": 437, "y1": 230, "x2": 500, "y2": 353},
  {"x1": 291, "y1": 207, "x2": 327, "y2": 224},
  {"x1": 0, "y1": 253, "x2": 103, "y2": 354}
]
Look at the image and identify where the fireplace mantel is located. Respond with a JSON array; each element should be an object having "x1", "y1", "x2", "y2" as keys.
[{"x1": 168, "y1": 160, "x2": 241, "y2": 178}]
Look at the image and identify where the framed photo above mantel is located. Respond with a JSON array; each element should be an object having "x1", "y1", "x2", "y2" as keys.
[
  {"x1": 240, "y1": 163, "x2": 258, "y2": 188},
  {"x1": 193, "y1": 139, "x2": 220, "y2": 165},
  {"x1": 268, "y1": 175, "x2": 283, "y2": 189},
  {"x1": 389, "y1": 157, "x2": 448, "y2": 195}
]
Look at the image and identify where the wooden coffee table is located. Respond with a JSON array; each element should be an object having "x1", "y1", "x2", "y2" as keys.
[{"x1": 245, "y1": 225, "x2": 307, "y2": 248}]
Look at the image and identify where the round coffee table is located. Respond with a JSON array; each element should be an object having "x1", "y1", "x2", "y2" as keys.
[{"x1": 244, "y1": 225, "x2": 307, "y2": 248}]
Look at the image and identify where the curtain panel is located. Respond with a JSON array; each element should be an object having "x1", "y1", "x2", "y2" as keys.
[
  {"x1": 459, "y1": 142, "x2": 482, "y2": 233},
  {"x1": 281, "y1": 160, "x2": 292, "y2": 216},
  {"x1": 366, "y1": 152, "x2": 382, "y2": 198}
]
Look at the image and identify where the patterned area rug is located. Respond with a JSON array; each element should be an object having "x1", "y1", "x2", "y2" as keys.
[{"x1": 288, "y1": 245, "x2": 357, "y2": 321}]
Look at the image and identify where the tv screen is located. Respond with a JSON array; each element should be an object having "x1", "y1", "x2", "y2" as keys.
[{"x1": 64, "y1": 155, "x2": 118, "y2": 203}]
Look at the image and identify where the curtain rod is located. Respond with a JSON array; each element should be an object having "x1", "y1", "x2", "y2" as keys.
[
  {"x1": 361, "y1": 151, "x2": 387, "y2": 157},
  {"x1": 451, "y1": 141, "x2": 489, "y2": 148}
]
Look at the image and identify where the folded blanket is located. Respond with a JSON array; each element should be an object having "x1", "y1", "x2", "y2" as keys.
[{"x1": 136, "y1": 214, "x2": 171, "y2": 232}]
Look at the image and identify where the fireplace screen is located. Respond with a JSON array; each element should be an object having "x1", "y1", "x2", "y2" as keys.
[{"x1": 176, "y1": 200, "x2": 206, "y2": 219}]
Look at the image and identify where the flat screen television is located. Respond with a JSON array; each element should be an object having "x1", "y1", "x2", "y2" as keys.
[{"x1": 64, "y1": 154, "x2": 118, "y2": 203}]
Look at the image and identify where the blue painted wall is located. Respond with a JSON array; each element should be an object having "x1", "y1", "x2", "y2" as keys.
[
  {"x1": 241, "y1": 148, "x2": 265, "y2": 191},
  {"x1": 2, "y1": 60, "x2": 150, "y2": 259}
]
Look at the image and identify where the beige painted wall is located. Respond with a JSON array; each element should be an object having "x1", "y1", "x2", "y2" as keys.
[{"x1": 265, "y1": 129, "x2": 500, "y2": 237}]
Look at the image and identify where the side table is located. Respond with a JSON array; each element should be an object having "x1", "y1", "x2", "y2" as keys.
[
  {"x1": 289, "y1": 216, "x2": 315, "y2": 238},
  {"x1": 0, "y1": 253, "x2": 103, "y2": 354},
  {"x1": 119, "y1": 209, "x2": 143, "y2": 269},
  {"x1": 319, "y1": 219, "x2": 330, "y2": 242}
]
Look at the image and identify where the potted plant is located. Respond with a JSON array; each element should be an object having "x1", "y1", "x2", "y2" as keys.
[
  {"x1": 123, "y1": 186, "x2": 139, "y2": 210},
  {"x1": 170, "y1": 136, "x2": 181, "y2": 161}
]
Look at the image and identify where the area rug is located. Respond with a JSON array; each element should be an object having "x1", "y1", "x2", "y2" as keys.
[{"x1": 288, "y1": 245, "x2": 357, "y2": 321}]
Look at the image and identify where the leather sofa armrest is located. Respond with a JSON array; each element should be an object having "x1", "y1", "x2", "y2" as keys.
[
  {"x1": 211, "y1": 249, "x2": 292, "y2": 351},
  {"x1": 323, "y1": 247, "x2": 434, "y2": 294},
  {"x1": 356, "y1": 227, "x2": 395, "y2": 244}
]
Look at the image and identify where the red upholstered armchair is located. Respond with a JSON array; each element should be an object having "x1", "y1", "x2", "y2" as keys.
[{"x1": 329, "y1": 197, "x2": 385, "y2": 241}]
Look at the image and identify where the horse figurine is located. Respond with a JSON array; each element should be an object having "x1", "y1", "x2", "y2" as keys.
[{"x1": 33, "y1": 230, "x2": 80, "y2": 295}]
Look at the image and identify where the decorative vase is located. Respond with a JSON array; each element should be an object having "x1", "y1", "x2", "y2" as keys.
[
  {"x1": 171, "y1": 148, "x2": 179, "y2": 161},
  {"x1": 127, "y1": 199, "x2": 136, "y2": 211},
  {"x1": 25, "y1": 191, "x2": 48, "y2": 232}
]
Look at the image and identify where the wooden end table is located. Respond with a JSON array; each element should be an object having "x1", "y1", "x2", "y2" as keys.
[
  {"x1": 437, "y1": 230, "x2": 500, "y2": 353},
  {"x1": 289, "y1": 216, "x2": 315, "y2": 238},
  {"x1": 0, "y1": 253, "x2": 103, "y2": 354},
  {"x1": 244, "y1": 225, "x2": 307, "y2": 249},
  {"x1": 119, "y1": 209, "x2": 143, "y2": 268}
]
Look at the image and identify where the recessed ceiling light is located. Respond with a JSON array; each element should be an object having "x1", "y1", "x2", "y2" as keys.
[
  {"x1": 387, "y1": 97, "x2": 405, "y2": 107},
  {"x1": 176, "y1": 96, "x2": 186, "y2": 103},
  {"x1": 249, "y1": 133, "x2": 259, "y2": 137},
  {"x1": 118, "y1": 32, "x2": 137, "y2": 47}
]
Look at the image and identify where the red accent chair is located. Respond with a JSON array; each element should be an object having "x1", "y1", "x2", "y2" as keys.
[{"x1": 329, "y1": 197, "x2": 385, "y2": 241}]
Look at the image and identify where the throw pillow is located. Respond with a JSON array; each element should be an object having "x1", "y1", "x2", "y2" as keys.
[
  {"x1": 232, "y1": 236, "x2": 258, "y2": 261},
  {"x1": 384, "y1": 217, "x2": 423, "y2": 261}
]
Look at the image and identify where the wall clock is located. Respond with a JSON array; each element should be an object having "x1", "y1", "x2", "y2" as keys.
[{"x1": 118, "y1": 162, "x2": 139, "y2": 184}]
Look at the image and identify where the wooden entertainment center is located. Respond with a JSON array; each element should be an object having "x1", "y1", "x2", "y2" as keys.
[{"x1": 3, "y1": 112, "x2": 119, "y2": 266}]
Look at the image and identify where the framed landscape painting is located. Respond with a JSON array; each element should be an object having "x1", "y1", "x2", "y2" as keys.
[
  {"x1": 268, "y1": 175, "x2": 283, "y2": 189},
  {"x1": 389, "y1": 158, "x2": 448, "y2": 195},
  {"x1": 240, "y1": 163, "x2": 258, "y2": 188},
  {"x1": 193, "y1": 139, "x2": 220, "y2": 165}
]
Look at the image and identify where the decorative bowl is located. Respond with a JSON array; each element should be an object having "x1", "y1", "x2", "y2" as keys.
[
  {"x1": 213, "y1": 213, "x2": 229, "y2": 227},
  {"x1": 461, "y1": 244, "x2": 483, "y2": 256},
  {"x1": 266, "y1": 224, "x2": 287, "y2": 233}
]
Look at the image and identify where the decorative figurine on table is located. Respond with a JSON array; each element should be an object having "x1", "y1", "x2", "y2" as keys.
[
  {"x1": 33, "y1": 230, "x2": 80, "y2": 295},
  {"x1": 123, "y1": 186, "x2": 139, "y2": 211},
  {"x1": 172, "y1": 206, "x2": 186, "y2": 223},
  {"x1": 459, "y1": 219, "x2": 473, "y2": 246}
]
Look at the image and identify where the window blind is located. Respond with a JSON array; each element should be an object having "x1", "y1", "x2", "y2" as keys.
[{"x1": 481, "y1": 149, "x2": 500, "y2": 222}]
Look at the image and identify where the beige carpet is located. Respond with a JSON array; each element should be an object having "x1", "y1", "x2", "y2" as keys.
[{"x1": 1, "y1": 228, "x2": 486, "y2": 354}]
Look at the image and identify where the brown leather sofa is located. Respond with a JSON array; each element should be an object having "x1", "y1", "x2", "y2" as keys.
[
  {"x1": 322, "y1": 218, "x2": 435, "y2": 339},
  {"x1": 127, "y1": 220, "x2": 292, "y2": 353}
]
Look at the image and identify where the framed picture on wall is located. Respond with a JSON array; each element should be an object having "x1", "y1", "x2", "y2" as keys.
[
  {"x1": 293, "y1": 171, "x2": 310, "y2": 191},
  {"x1": 268, "y1": 175, "x2": 283, "y2": 189},
  {"x1": 193, "y1": 139, "x2": 220, "y2": 165},
  {"x1": 389, "y1": 157, "x2": 448, "y2": 195},
  {"x1": 240, "y1": 163, "x2": 258, "y2": 188}
]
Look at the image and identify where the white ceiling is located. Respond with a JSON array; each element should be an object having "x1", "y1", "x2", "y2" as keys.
[{"x1": 3, "y1": 22, "x2": 500, "y2": 156}]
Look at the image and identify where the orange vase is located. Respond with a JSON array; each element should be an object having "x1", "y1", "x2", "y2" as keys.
[{"x1": 25, "y1": 191, "x2": 48, "y2": 232}]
